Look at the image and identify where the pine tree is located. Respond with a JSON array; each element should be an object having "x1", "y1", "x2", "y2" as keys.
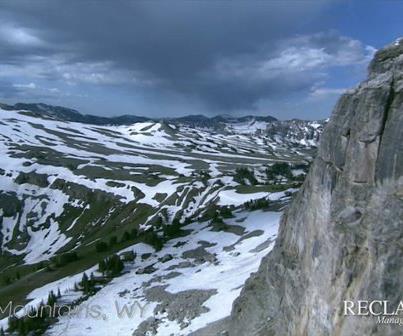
[
  {"x1": 81, "y1": 272, "x2": 89, "y2": 291},
  {"x1": 109, "y1": 236, "x2": 117, "y2": 247},
  {"x1": 100, "y1": 254, "x2": 124, "y2": 276},
  {"x1": 121, "y1": 231, "x2": 131, "y2": 242},
  {"x1": 95, "y1": 241, "x2": 108, "y2": 252},
  {"x1": 47, "y1": 290, "x2": 57, "y2": 307},
  {"x1": 98, "y1": 259, "x2": 106, "y2": 274},
  {"x1": 130, "y1": 228, "x2": 138, "y2": 239},
  {"x1": 3, "y1": 276, "x2": 11, "y2": 285},
  {"x1": 80, "y1": 272, "x2": 96, "y2": 294},
  {"x1": 8, "y1": 315, "x2": 18, "y2": 331}
]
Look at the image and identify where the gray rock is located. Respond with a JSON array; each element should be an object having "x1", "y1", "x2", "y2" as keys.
[
  {"x1": 120, "y1": 251, "x2": 136, "y2": 262},
  {"x1": 135, "y1": 264, "x2": 157, "y2": 275},
  {"x1": 147, "y1": 286, "x2": 217, "y2": 327},
  {"x1": 165, "y1": 260, "x2": 194, "y2": 270},
  {"x1": 181, "y1": 246, "x2": 217, "y2": 264},
  {"x1": 133, "y1": 286, "x2": 217, "y2": 335},
  {"x1": 158, "y1": 253, "x2": 173, "y2": 263},
  {"x1": 15, "y1": 171, "x2": 49, "y2": 187},
  {"x1": 226, "y1": 39, "x2": 403, "y2": 336}
]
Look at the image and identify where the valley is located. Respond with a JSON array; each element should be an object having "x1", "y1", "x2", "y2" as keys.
[{"x1": 0, "y1": 105, "x2": 324, "y2": 335}]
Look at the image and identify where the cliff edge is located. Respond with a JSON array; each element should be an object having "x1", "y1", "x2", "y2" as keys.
[{"x1": 227, "y1": 39, "x2": 403, "y2": 336}]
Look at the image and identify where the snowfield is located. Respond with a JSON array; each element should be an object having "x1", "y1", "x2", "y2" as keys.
[
  {"x1": 0, "y1": 210, "x2": 280, "y2": 336},
  {"x1": 0, "y1": 108, "x2": 312, "y2": 264},
  {"x1": 0, "y1": 106, "x2": 320, "y2": 335}
]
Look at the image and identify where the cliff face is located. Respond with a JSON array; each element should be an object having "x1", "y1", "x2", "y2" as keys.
[{"x1": 228, "y1": 40, "x2": 403, "y2": 336}]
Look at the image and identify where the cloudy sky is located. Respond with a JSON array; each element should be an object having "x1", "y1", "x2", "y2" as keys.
[{"x1": 0, "y1": 1, "x2": 402, "y2": 119}]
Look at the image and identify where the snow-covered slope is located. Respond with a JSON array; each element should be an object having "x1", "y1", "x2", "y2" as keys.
[
  {"x1": 6, "y1": 210, "x2": 280, "y2": 336},
  {"x1": 0, "y1": 105, "x2": 322, "y2": 335}
]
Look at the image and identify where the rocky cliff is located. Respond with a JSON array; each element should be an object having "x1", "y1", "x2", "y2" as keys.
[{"x1": 227, "y1": 40, "x2": 403, "y2": 335}]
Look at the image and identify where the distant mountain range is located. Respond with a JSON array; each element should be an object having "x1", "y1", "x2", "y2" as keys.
[
  {"x1": 0, "y1": 102, "x2": 277, "y2": 126},
  {"x1": 0, "y1": 102, "x2": 150, "y2": 125}
]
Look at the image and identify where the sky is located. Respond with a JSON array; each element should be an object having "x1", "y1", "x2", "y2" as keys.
[{"x1": 0, "y1": 1, "x2": 402, "y2": 120}]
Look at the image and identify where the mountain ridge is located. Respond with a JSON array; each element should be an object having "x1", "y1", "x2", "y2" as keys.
[{"x1": 0, "y1": 102, "x2": 278, "y2": 126}]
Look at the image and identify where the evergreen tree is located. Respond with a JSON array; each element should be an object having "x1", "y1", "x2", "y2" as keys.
[
  {"x1": 95, "y1": 241, "x2": 108, "y2": 252},
  {"x1": 220, "y1": 206, "x2": 233, "y2": 218},
  {"x1": 266, "y1": 162, "x2": 293, "y2": 181},
  {"x1": 141, "y1": 230, "x2": 164, "y2": 250},
  {"x1": 244, "y1": 197, "x2": 270, "y2": 210},
  {"x1": 121, "y1": 231, "x2": 131, "y2": 242},
  {"x1": 100, "y1": 254, "x2": 124, "y2": 276},
  {"x1": 8, "y1": 315, "x2": 18, "y2": 331},
  {"x1": 98, "y1": 259, "x2": 106, "y2": 273},
  {"x1": 109, "y1": 236, "x2": 118, "y2": 247},
  {"x1": 234, "y1": 167, "x2": 258, "y2": 185},
  {"x1": 80, "y1": 272, "x2": 96, "y2": 294},
  {"x1": 163, "y1": 219, "x2": 182, "y2": 238},
  {"x1": 130, "y1": 228, "x2": 138, "y2": 239},
  {"x1": 47, "y1": 290, "x2": 57, "y2": 307},
  {"x1": 81, "y1": 272, "x2": 89, "y2": 292}
]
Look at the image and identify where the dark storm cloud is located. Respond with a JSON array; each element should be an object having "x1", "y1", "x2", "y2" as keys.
[
  {"x1": 0, "y1": 0, "x2": 374, "y2": 116},
  {"x1": 0, "y1": 79, "x2": 19, "y2": 98}
]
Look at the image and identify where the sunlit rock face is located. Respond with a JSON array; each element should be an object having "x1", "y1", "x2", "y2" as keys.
[{"x1": 227, "y1": 40, "x2": 403, "y2": 336}]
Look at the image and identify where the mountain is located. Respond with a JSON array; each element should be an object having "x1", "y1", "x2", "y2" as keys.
[
  {"x1": 172, "y1": 114, "x2": 278, "y2": 129},
  {"x1": 0, "y1": 100, "x2": 323, "y2": 334},
  {"x1": 220, "y1": 39, "x2": 403, "y2": 336},
  {"x1": 0, "y1": 102, "x2": 150, "y2": 125},
  {"x1": 0, "y1": 102, "x2": 326, "y2": 150},
  {"x1": 0, "y1": 102, "x2": 278, "y2": 127},
  {"x1": 265, "y1": 119, "x2": 325, "y2": 146}
]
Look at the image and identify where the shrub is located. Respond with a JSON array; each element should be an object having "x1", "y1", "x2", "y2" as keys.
[
  {"x1": 121, "y1": 231, "x2": 131, "y2": 242},
  {"x1": 210, "y1": 216, "x2": 227, "y2": 231},
  {"x1": 141, "y1": 230, "x2": 164, "y2": 251},
  {"x1": 244, "y1": 197, "x2": 270, "y2": 210},
  {"x1": 220, "y1": 206, "x2": 233, "y2": 218},
  {"x1": 95, "y1": 241, "x2": 108, "y2": 252},
  {"x1": 120, "y1": 251, "x2": 136, "y2": 262},
  {"x1": 80, "y1": 272, "x2": 97, "y2": 294},
  {"x1": 109, "y1": 236, "x2": 118, "y2": 247},
  {"x1": 130, "y1": 228, "x2": 138, "y2": 239},
  {"x1": 200, "y1": 170, "x2": 211, "y2": 179},
  {"x1": 47, "y1": 290, "x2": 57, "y2": 306},
  {"x1": 55, "y1": 252, "x2": 79, "y2": 267},
  {"x1": 163, "y1": 219, "x2": 182, "y2": 239},
  {"x1": 98, "y1": 255, "x2": 124, "y2": 277},
  {"x1": 200, "y1": 204, "x2": 220, "y2": 222},
  {"x1": 266, "y1": 162, "x2": 293, "y2": 181},
  {"x1": 234, "y1": 167, "x2": 258, "y2": 185}
]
